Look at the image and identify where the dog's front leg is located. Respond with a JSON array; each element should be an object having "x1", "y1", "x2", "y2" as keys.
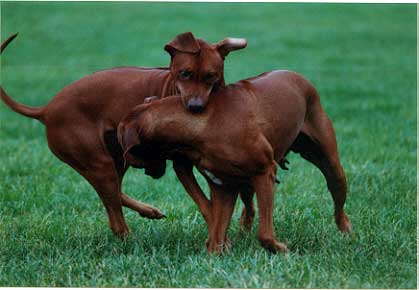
[
  {"x1": 207, "y1": 183, "x2": 238, "y2": 255},
  {"x1": 252, "y1": 162, "x2": 289, "y2": 253},
  {"x1": 173, "y1": 159, "x2": 213, "y2": 227}
]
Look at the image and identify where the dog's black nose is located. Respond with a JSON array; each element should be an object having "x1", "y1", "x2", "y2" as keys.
[
  {"x1": 188, "y1": 104, "x2": 204, "y2": 113},
  {"x1": 187, "y1": 97, "x2": 205, "y2": 113}
]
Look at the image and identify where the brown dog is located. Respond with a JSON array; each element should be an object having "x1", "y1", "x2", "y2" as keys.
[
  {"x1": 0, "y1": 32, "x2": 246, "y2": 236},
  {"x1": 118, "y1": 70, "x2": 352, "y2": 253}
]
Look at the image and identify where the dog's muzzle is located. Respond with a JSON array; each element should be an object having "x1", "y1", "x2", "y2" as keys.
[{"x1": 187, "y1": 97, "x2": 205, "y2": 113}]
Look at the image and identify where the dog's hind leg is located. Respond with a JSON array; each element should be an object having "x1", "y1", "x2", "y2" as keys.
[
  {"x1": 120, "y1": 193, "x2": 165, "y2": 219},
  {"x1": 46, "y1": 126, "x2": 161, "y2": 236},
  {"x1": 51, "y1": 150, "x2": 130, "y2": 236},
  {"x1": 291, "y1": 99, "x2": 352, "y2": 233},
  {"x1": 83, "y1": 163, "x2": 130, "y2": 236}
]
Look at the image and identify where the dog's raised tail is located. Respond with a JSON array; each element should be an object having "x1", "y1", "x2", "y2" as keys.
[
  {"x1": 1, "y1": 33, "x2": 18, "y2": 53},
  {"x1": 1, "y1": 87, "x2": 45, "y2": 123},
  {"x1": 1, "y1": 33, "x2": 45, "y2": 123}
]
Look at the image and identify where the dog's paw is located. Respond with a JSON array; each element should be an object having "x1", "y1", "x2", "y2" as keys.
[
  {"x1": 207, "y1": 242, "x2": 231, "y2": 255},
  {"x1": 111, "y1": 226, "x2": 130, "y2": 239},
  {"x1": 260, "y1": 237, "x2": 289, "y2": 254},
  {"x1": 273, "y1": 241, "x2": 289, "y2": 254},
  {"x1": 206, "y1": 236, "x2": 232, "y2": 255},
  {"x1": 336, "y1": 211, "x2": 352, "y2": 234},
  {"x1": 139, "y1": 206, "x2": 166, "y2": 219}
]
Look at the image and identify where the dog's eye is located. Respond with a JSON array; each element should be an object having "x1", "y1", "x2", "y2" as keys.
[
  {"x1": 203, "y1": 73, "x2": 216, "y2": 84},
  {"x1": 179, "y1": 70, "x2": 192, "y2": 79}
]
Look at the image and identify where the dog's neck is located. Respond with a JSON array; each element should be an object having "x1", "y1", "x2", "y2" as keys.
[{"x1": 142, "y1": 97, "x2": 208, "y2": 148}]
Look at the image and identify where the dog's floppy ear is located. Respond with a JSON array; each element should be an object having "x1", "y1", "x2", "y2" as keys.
[
  {"x1": 216, "y1": 37, "x2": 247, "y2": 59},
  {"x1": 117, "y1": 123, "x2": 141, "y2": 167},
  {"x1": 164, "y1": 32, "x2": 201, "y2": 57}
]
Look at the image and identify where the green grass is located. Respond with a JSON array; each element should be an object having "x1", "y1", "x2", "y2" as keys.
[{"x1": 0, "y1": 2, "x2": 416, "y2": 288}]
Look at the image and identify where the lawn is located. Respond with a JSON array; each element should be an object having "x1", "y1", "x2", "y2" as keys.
[{"x1": 0, "y1": 2, "x2": 417, "y2": 288}]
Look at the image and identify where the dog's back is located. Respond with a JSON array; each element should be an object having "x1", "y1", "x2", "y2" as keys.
[{"x1": 210, "y1": 70, "x2": 315, "y2": 160}]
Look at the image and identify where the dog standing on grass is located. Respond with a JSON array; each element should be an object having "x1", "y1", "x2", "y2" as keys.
[
  {"x1": 0, "y1": 32, "x2": 248, "y2": 236},
  {"x1": 118, "y1": 70, "x2": 352, "y2": 254}
]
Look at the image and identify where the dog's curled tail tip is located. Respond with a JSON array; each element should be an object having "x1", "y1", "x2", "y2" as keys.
[{"x1": 1, "y1": 32, "x2": 18, "y2": 53}]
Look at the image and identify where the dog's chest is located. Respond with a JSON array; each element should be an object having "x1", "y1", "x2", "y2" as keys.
[{"x1": 195, "y1": 146, "x2": 269, "y2": 186}]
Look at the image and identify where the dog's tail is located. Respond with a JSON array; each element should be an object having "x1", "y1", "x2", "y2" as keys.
[
  {"x1": 1, "y1": 33, "x2": 45, "y2": 123},
  {"x1": 1, "y1": 33, "x2": 18, "y2": 53},
  {"x1": 1, "y1": 87, "x2": 45, "y2": 122}
]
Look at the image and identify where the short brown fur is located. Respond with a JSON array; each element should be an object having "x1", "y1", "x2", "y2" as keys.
[
  {"x1": 119, "y1": 70, "x2": 352, "y2": 253},
  {"x1": 0, "y1": 32, "x2": 246, "y2": 236}
]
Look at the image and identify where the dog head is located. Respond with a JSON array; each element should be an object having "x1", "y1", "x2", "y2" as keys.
[{"x1": 165, "y1": 32, "x2": 246, "y2": 113}]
